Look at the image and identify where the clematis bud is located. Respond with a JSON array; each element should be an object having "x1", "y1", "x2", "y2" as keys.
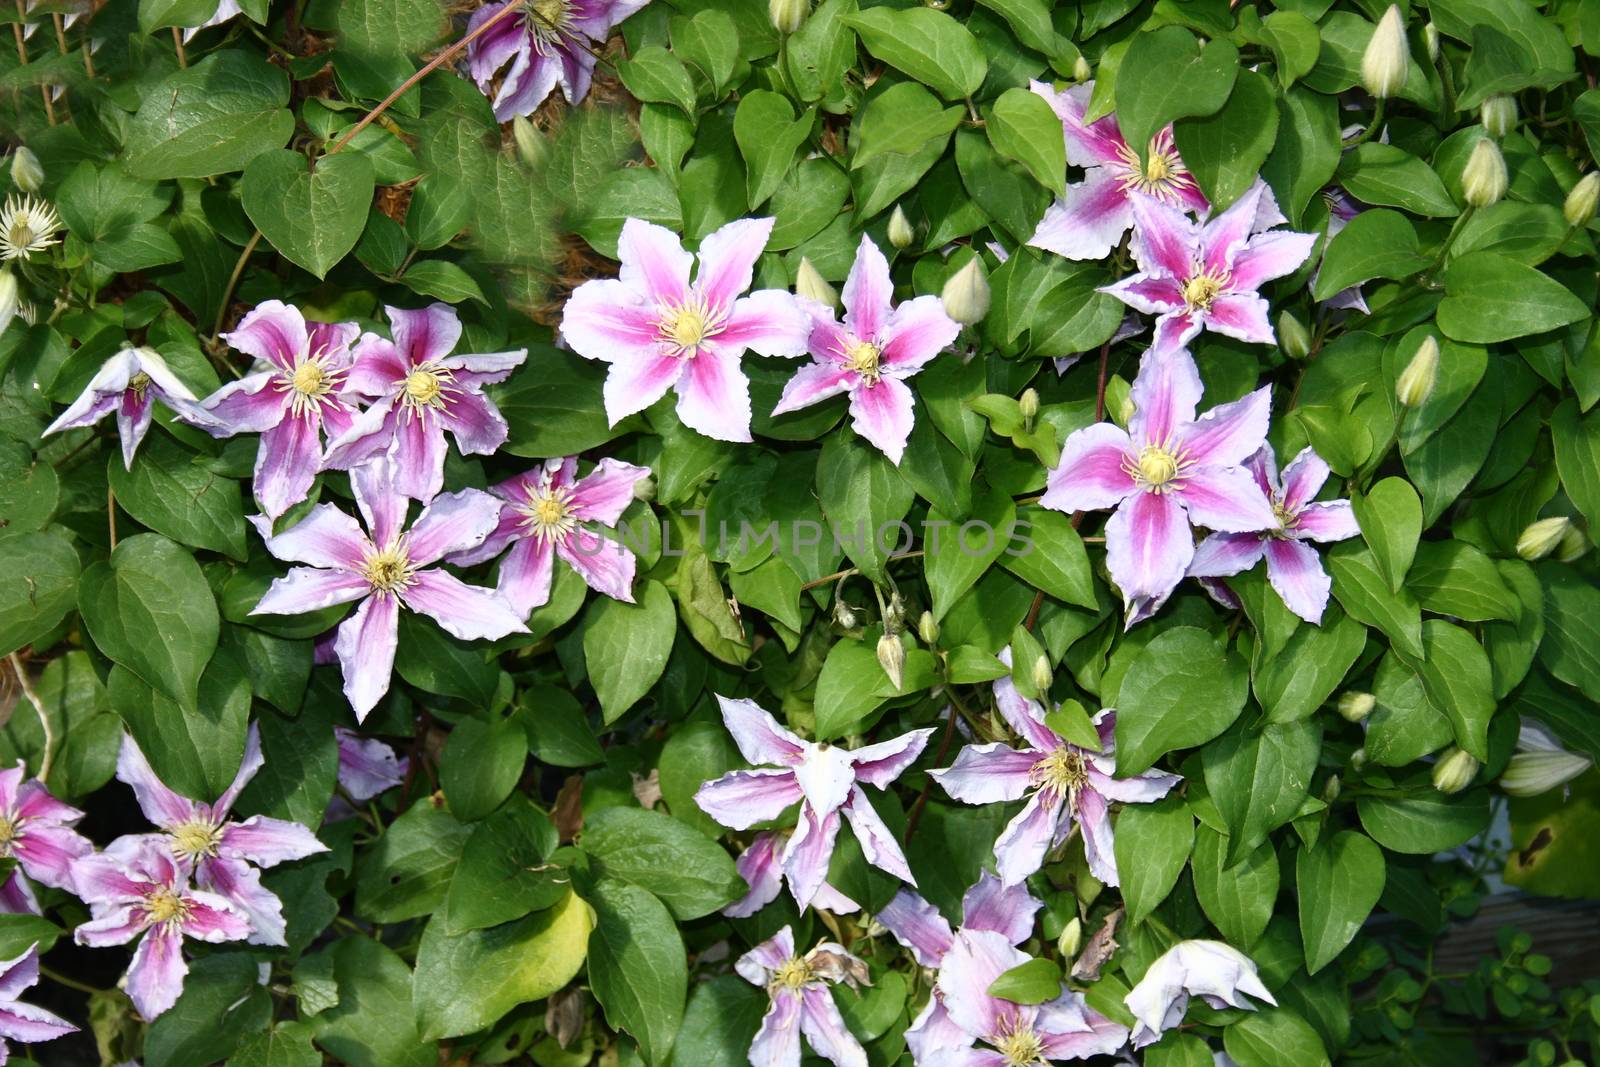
[
  {"x1": 1480, "y1": 95, "x2": 1517, "y2": 137},
  {"x1": 1563, "y1": 172, "x2": 1599, "y2": 228},
  {"x1": 1350, "y1": 747, "x2": 1369, "y2": 771},
  {"x1": 917, "y1": 609, "x2": 939, "y2": 645},
  {"x1": 794, "y1": 256, "x2": 838, "y2": 308},
  {"x1": 512, "y1": 116, "x2": 546, "y2": 168},
  {"x1": 834, "y1": 599, "x2": 858, "y2": 630},
  {"x1": 877, "y1": 632, "x2": 906, "y2": 690},
  {"x1": 632, "y1": 474, "x2": 656, "y2": 502},
  {"x1": 1277, "y1": 311, "x2": 1310, "y2": 361},
  {"x1": 10, "y1": 147, "x2": 43, "y2": 194},
  {"x1": 1556, "y1": 523, "x2": 1590, "y2": 562},
  {"x1": 941, "y1": 258, "x2": 990, "y2": 325},
  {"x1": 1338, "y1": 691, "x2": 1376, "y2": 723},
  {"x1": 769, "y1": 0, "x2": 807, "y2": 33},
  {"x1": 1361, "y1": 6, "x2": 1410, "y2": 100},
  {"x1": 1431, "y1": 747, "x2": 1479, "y2": 795},
  {"x1": 1501, "y1": 740, "x2": 1593, "y2": 797},
  {"x1": 0, "y1": 270, "x2": 17, "y2": 332},
  {"x1": 1032, "y1": 655, "x2": 1053, "y2": 696},
  {"x1": 1072, "y1": 55, "x2": 1092, "y2": 82},
  {"x1": 1019, "y1": 387, "x2": 1039, "y2": 424},
  {"x1": 1057, "y1": 917, "x2": 1083, "y2": 960},
  {"x1": 1423, "y1": 22, "x2": 1440, "y2": 61},
  {"x1": 1517, "y1": 516, "x2": 1571, "y2": 560},
  {"x1": 1396, "y1": 336, "x2": 1439, "y2": 408},
  {"x1": 1461, "y1": 138, "x2": 1507, "y2": 208},
  {"x1": 887, "y1": 205, "x2": 915, "y2": 249},
  {"x1": 1322, "y1": 775, "x2": 1342, "y2": 803}
]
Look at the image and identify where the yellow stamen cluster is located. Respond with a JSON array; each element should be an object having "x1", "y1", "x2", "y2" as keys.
[
  {"x1": 1126, "y1": 442, "x2": 1187, "y2": 494},
  {"x1": 144, "y1": 887, "x2": 190, "y2": 927},
  {"x1": 1032, "y1": 746, "x2": 1089, "y2": 796},
  {"x1": 285, "y1": 350, "x2": 342, "y2": 418},
  {"x1": 361, "y1": 543, "x2": 416, "y2": 594},
  {"x1": 0, "y1": 194, "x2": 63, "y2": 261},
  {"x1": 655, "y1": 295, "x2": 725, "y2": 358},
  {"x1": 1115, "y1": 141, "x2": 1194, "y2": 203},
  {"x1": 994, "y1": 1021, "x2": 1048, "y2": 1067},
  {"x1": 845, "y1": 339, "x2": 882, "y2": 384},
  {"x1": 522, "y1": 484, "x2": 579, "y2": 542},
  {"x1": 770, "y1": 957, "x2": 813, "y2": 993},
  {"x1": 1180, "y1": 268, "x2": 1229, "y2": 311},
  {"x1": 527, "y1": 0, "x2": 574, "y2": 43},
  {"x1": 128, "y1": 372, "x2": 153, "y2": 399},
  {"x1": 0, "y1": 814, "x2": 18, "y2": 852},
  {"x1": 170, "y1": 819, "x2": 225, "y2": 860}
]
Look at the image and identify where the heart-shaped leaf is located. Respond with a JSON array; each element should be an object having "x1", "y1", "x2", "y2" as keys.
[{"x1": 242, "y1": 149, "x2": 376, "y2": 279}]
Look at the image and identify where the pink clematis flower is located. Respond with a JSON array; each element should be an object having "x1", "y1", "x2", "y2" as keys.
[
  {"x1": 465, "y1": 0, "x2": 649, "y2": 121},
  {"x1": 1040, "y1": 348, "x2": 1277, "y2": 625},
  {"x1": 72, "y1": 837, "x2": 252, "y2": 1020},
  {"x1": 251, "y1": 458, "x2": 528, "y2": 722},
  {"x1": 1026, "y1": 80, "x2": 1209, "y2": 262},
  {"x1": 560, "y1": 217, "x2": 812, "y2": 443},
  {"x1": 334, "y1": 727, "x2": 408, "y2": 803},
  {"x1": 1124, "y1": 940, "x2": 1276, "y2": 1048},
  {"x1": 737, "y1": 926, "x2": 869, "y2": 1067},
  {"x1": 43, "y1": 346, "x2": 217, "y2": 469},
  {"x1": 447, "y1": 456, "x2": 651, "y2": 618},
  {"x1": 0, "y1": 762, "x2": 94, "y2": 905},
  {"x1": 878, "y1": 873, "x2": 1047, "y2": 1064},
  {"x1": 198, "y1": 301, "x2": 362, "y2": 519},
  {"x1": 322, "y1": 303, "x2": 527, "y2": 504},
  {"x1": 115, "y1": 729, "x2": 327, "y2": 947},
  {"x1": 694, "y1": 696, "x2": 933, "y2": 909},
  {"x1": 931, "y1": 654, "x2": 1180, "y2": 887},
  {"x1": 931, "y1": 928, "x2": 1130, "y2": 1065},
  {"x1": 1187, "y1": 446, "x2": 1360, "y2": 624},
  {"x1": 724, "y1": 830, "x2": 860, "y2": 918},
  {"x1": 0, "y1": 944, "x2": 78, "y2": 1060},
  {"x1": 1101, "y1": 183, "x2": 1318, "y2": 355},
  {"x1": 772, "y1": 235, "x2": 960, "y2": 464}
]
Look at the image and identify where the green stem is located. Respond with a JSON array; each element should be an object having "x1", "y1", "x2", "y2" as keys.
[{"x1": 1346, "y1": 99, "x2": 1386, "y2": 149}]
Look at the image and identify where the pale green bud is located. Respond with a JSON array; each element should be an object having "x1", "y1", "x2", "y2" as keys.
[
  {"x1": 1362, "y1": 6, "x2": 1410, "y2": 100},
  {"x1": 1481, "y1": 95, "x2": 1517, "y2": 138},
  {"x1": 1396, "y1": 336, "x2": 1439, "y2": 408},
  {"x1": 917, "y1": 609, "x2": 939, "y2": 645},
  {"x1": 1338, "y1": 691, "x2": 1376, "y2": 723},
  {"x1": 1423, "y1": 22, "x2": 1440, "y2": 62},
  {"x1": 1501, "y1": 749, "x2": 1593, "y2": 797},
  {"x1": 0, "y1": 270, "x2": 17, "y2": 333},
  {"x1": 512, "y1": 116, "x2": 546, "y2": 168},
  {"x1": 1350, "y1": 747, "x2": 1369, "y2": 771},
  {"x1": 1556, "y1": 523, "x2": 1590, "y2": 562},
  {"x1": 887, "y1": 205, "x2": 915, "y2": 249},
  {"x1": 769, "y1": 0, "x2": 807, "y2": 34},
  {"x1": 1032, "y1": 654, "x2": 1053, "y2": 696},
  {"x1": 877, "y1": 632, "x2": 906, "y2": 690},
  {"x1": 1517, "y1": 516, "x2": 1571, "y2": 561},
  {"x1": 1018, "y1": 387, "x2": 1039, "y2": 423},
  {"x1": 1277, "y1": 311, "x2": 1311, "y2": 361},
  {"x1": 1322, "y1": 775, "x2": 1342, "y2": 803},
  {"x1": 631, "y1": 474, "x2": 656, "y2": 502},
  {"x1": 1462, "y1": 138, "x2": 1508, "y2": 208},
  {"x1": 1057, "y1": 917, "x2": 1083, "y2": 960},
  {"x1": 1431, "y1": 747, "x2": 1479, "y2": 795},
  {"x1": 941, "y1": 258, "x2": 990, "y2": 325},
  {"x1": 1072, "y1": 55, "x2": 1092, "y2": 83},
  {"x1": 9, "y1": 147, "x2": 43, "y2": 194},
  {"x1": 795, "y1": 257, "x2": 838, "y2": 308},
  {"x1": 1563, "y1": 172, "x2": 1599, "y2": 228}
]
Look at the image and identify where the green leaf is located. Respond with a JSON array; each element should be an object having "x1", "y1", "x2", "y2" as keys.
[
  {"x1": 439, "y1": 715, "x2": 526, "y2": 822},
  {"x1": 1261, "y1": 87, "x2": 1340, "y2": 225},
  {"x1": 520, "y1": 684, "x2": 605, "y2": 767},
  {"x1": 313, "y1": 937, "x2": 434, "y2": 1067},
  {"x1": 618, "y1": 46, "x2": 699, "y2": 115},
  {"x1": 1116, "y1": 27, "x2": 1239, "y2": 164},
  {"x1": 817, "y1": 432, "x2": 914, "y2": 583},
  {"x1": 496, "y1": 345, "x2": 633, "y2": 458},
  {"x1": 1327, "y1": 542, "x2": 1423, "y2": 658},
  {"x1": 395, "y1": 612, "x2": 499, "y2": 705},
  {"x1": 986, "y1": 957, "x2": 1062, "y2": 1005},
  {"x1": 1202, "y1": 719, "x2": 1321, "y2": 864},
  {"x1": 587, "y1": 880, "x2": 688, "y2": 1065},
  {"x1": 671, "y1": 10, "x2": 740, "y2": 97},
  {"x1": 1000, "y1": 506, "x2": 1096, "y2": 610},
  {"x1": 1311, "y1": 209, "x2": 1429, "y2": 300},
  {"x1": 852, "y1": 83, "x2": 964, "y2": 171},
  {"x1": 1296, "y1": 830, "x2": 1385, "y2": 974},
  {"x1": 1253, "y1": 610, "x2": 1366, "y2": 723},
  {"x1": 399, "y1": 260, "x2": 486, "y2": 305},
  {"x1": 125, "y1": 51, "x2": 295, "y2": 179},
  {"x1": 1262, "y1": 11, "x2": 1322, "y2": 87},
  {"x1": 1224, "y1": 1008, "x2": 1330, "y2": 1067},
  {"x1": 840, "y1": 7, "x2": 988, "y2": 102},
  {"x1": 1397, "y1": 620, "x2": 1496, "y2": 760},
  {"x1": 581, "y1": 807, "x2": 744, "y2": 920},
  {"x1": 139, "y1": 0, "x2": 226, "y2": 34},
  {"x1": 1337, "y1": 143, "x2": 1457, "y2": 218},
  {"x1": 814, "y1": 636, "x2": 893, "y2": 739},
  {"x1": 443, "y1": 796, "x2": 566, "y2": 933},
  {"x1": 1352, "y1": 477, "x2": 1421, "y2": 592},
  {"x1": 1407, "y1": 540, "x2": 1521, "y2": 622},
  {"x1": 0, "y1": 529, "x2": 78, "y2": 658},
  {"x1": 583, "y1": 580, "x2": 675, "y2": 723},
  {"x1": 1357, "y1": 788, "x2": 1491, "y2": 853},
  {"x1": 79, "y1": 533, "x2": 218, "y2": 711},
  {"x1": 355, "y1": 803, "x2": 471, "y2": 923},
  {"x1": 924, "y1": 489, "x2": 1015, "y2": 620},
  {"x1": 413, "y1": 890, "x2": 594, "y2": 1040},
  {"x1": 1173, "y1": 70, "x2": 1280, "y2": 211},
  {"x1": 145, "y1": 952, "x2": 271, "y2": 1067},
  {"x1": 671, "y1": 976, "x2": 768, "y2": 1067},
  {"x1": 1438, "y1": 252, "x2": 1589, "y2": 343},
  {"x1": 1191, "y1": 824, "x2": 1277, "y2": 948},
  {"x1": 107, "y1": 435, "x2": 247, "y2": 559},
  {"x1": 987, "y1": 88, "x2": 1066, "y2": 198},
  {"x1": 242, "y1": 149, "x2": 376, "y2": 279},
  {"x1": 233, "y1": 702, "x2": 338, "y2": 829},
  {"x1": 734, "y1": 91, "x2": 813, "y2": 209},
  {"x1": 1113, "y1": 794, "x2": 1194, "y2": 925},
  {"x1": 1115, "y1": 627, "x2": 1250, "y2": 775},
  {"x1": 336, "y1": 0, "x2": 445, "y2": 60},
  {"x1": 1551, "y1": 398, "x2": 1600, "y2": 533},
  {"x1": 1540, "y1": 562, "x2": 1600, "y2": 704}
]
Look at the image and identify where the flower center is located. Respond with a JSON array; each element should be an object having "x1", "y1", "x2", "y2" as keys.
[
  {"x1": 1127, "y1": 443, "x2": 1186, "y2": 493},
  {"x1": 144, "y1": 887, "x2": 190, "y2": 927},
  {"x1": 128, "y1": 372, "x2": 152, "y2": 399},
  {"x1": 1268, "y1": 498, "x2": 1297, "y2": 539},
  {"x1": 845, "y1": 339, "x2": 882, "y2": 384},
  {"x1": 1180, "y1": 269, "x2": 1229, "y2": 311},
  {"x1": 361, "y1": 543, "x2": 415, "y2": 594},
  {"x1": 0, "y1": 814, "x2": 18, "y2": 853},
  {"x1": 771, "y1": 958, "x2": 812, "y2": 993},
  {"x1": 1032, "y1": 746, "x2": 1089, "y2": 795},
  {"x1": 10, "y1": 220, "x2": 34, "y2": 247},
  {"x1": 521, "y1": 485, "x2": 578, "y2": 542},
  {"x1": 292, "y1": 360, "x2": 326, "y2": 396},
  {"x1": 170, "y1": 819, "x2": 224, "y2": 860},
  {"x1": 994, "y1": 1022, "x2": 1048, "y2": 1067},
  {"x1": 1115, "y1": 140, "x2": 1194, "y2": 202},
  {"x1": 656, "y1": 296, "x2": 724, "y2": 358},
  {"x1": 405, "y1": 369, "x2": 441, "y2": 405},
  {"x1": 527, "y1": 0, "x2": 573, "y2": 43}
]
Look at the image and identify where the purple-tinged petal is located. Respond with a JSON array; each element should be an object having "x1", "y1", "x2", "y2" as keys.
[
  {"x1": 555, "y1": 527, "x2": 637, "y2": 602},
  {"x1": 125, "y1": 925, "x2": 188, "y2": 1020},
  {"x1": 1230, "y1": 230, "x2": 1318, "y2": 292},
  {"x1": 400, "y1": 571, "x2": 526, "y2": 641},
  {"x1": 1105, "y1": 491, "x2": 1193, "y2": 620},
  {"x1": 847, "y1": 376, "x2": 915, "y2": 465},
  {"x1": 908, "y1": 998, "x2": 981, "y2": 1064},
  {"x1": 737, "y1": 926, "x2": 797, "y2": 983},
  {"x1": 1039, "y1": 1000, "x2": 1129, "y2": 1059},
  {"x1": 1074, "y1": 786, "x2": 1119, "y2": 885},
  {"x1": 1176, "y1": 466, "x2": 1278, "y2": 533},
  {"x1": 1244, "y1": 446, "x2": 1280, "y2": 499},
  {"x1": 991, "y1": 666, "x2": 1057, "y2": 752},
  {"x1": 71, "y1": 905, "x2": 146, "y2": 947},
  {"x1": 179, "y1": 888, "x2": 252, "y2": 943},
  {"x1": 800, "y1": 985, "x2": 869, "y2": 1067},
  {"x1": 319, "y1": 397, "x2": 400, "y2": 474},
  {"x1": 196, "y1": 855, "x2": 286, "y2": 946},
  {"x1": 772, "y1": 362, "x2": 855, "y2": 417},
  {"x1": 842, "y1": 787, "x2": 914, "y2": 884},
  {"x1": 792, "y1": 746, "x2": 858, "y2": 816},
  {"x1": 12, "y1": 780, "x2": 83, "y2": 824},
  {"x1": 676, "y1": 345, "x2": 752, "y2": 443},
  {"x1": 560, "y1": 280, "x2": 664, "y2": 365},
  {"x1": 68, "y1": 855, "x2": 145, "y2": 910},
  {"x1": 696, "y1": 217, "x2": 775, "y2": 312},
  {"x1": 716, "y1": 695, "x2": 807, "y2": 764},
  {"x1": 253, "y1": 414, "x2": 322, "y2": 521},
  {"x1": 252, "y1": 568, "x2": 370, "y2": 616},
  {"x1": 115, "y1": 389, "x2": 156, "y2": 470},
  {"x1": 1128, "y1": 196, "x2": 1199, "y2": 279},
  {"x1": 351, "y1": 458, "x2": 409, "y2": 548},
  {"x1": 1203, "y1": 293, "x2": 1276, "y2": 346},
  {"x1": 0, "y1": 946, "x2": 42, "y2": 999},
  {"x1": 992, "y1": 790, "x2": 1064, "y2": 887},
  {"x1": 718, "y1": 290, "x2": 813, "y2": 359},
  {"x1": 1292, "y1": 500, "x2": 1359, "y2": 543},
  {"x1": 1099, "y1": 273, "x2": 1185, "y2": 317},
  {"x1": 879, "y1": 295, "x2": 960, "y2": 372},
  {"x1": 936, "y1": 929, "x2": 1028, "y2": 1040},
  {"x1": 388, "y1": 411, "x2": 449, "y2": 503},
  {"x1": 929, "y1": 743, "x2": 1039, "y2": 805},
  {"x1": 747, "y1": 989, "x2": 803, "y2": 1067},
  {"x1": 250, "y1": 504, "x2": 369, "y2": 570},
  {"x1": 1176, "y1": 386, "x2": 1272, "y2": 469},
  {"x1": 438, "y1": 390, "x2": 509, "y2": 458},
  {"x1": 840, "y1": 234, "x2": 894, "y2": 342},
  {"x1": 387, "y1": 303, "x2": 461, "y2": 366},
  {"x1": 407, "y1": 489, "x2": 503, "y2": 565},
  {"x1": 618, "y1": 218, "x2": 692, "y2": 306},
  {"x1": 1279, "y1": 447, "x2": 1329, "y2": 513},
  {"x1": 344, "y1": 336, "x2": 410, "y2": 398},
  {"x1": 924, "y1": 1049, "x2": 1009, "y2": 1067},
  {"x1": 1041, "y1": 421, "x2": 1137, "y2": 514},
  {"x1": 1148, "y1": 311, "x2": 1202, "y2": 357},
  {"x1": 569, "y1": 459, "x2": 651, "y2": 525},
  {"x1": 1187, "y1": 532, "x2": 1267, "y2": 579},
  {"x1": 1031, "y1": 81, "x2": 1127, "y2": 169},
  {"x1": 115, "y1": 735, "x2": 195, "y2": 830},
  {"x1": 11, "y1": 823, "x2": 93, "y2": 890},
  {"x1": 783, "y1": 806, "x2": 841, "y2": 909},
  {"x1": 603, "y1": 353, "x2": 685, "y2": 425},
  {"x1": 1129, "y1": 348, "x2": 1202, "y2": 448},
  {"x1": 0, "y1": 999, "x2": 77, "y2": 1045},
  {"x1": 495, "y1": 536, "x2": 555, "y2": 618},
  {"x1": 1085, "y1": 763, "x2": 1181, "y2": 805},
  {"x1": 1265, "y1": 537, "x2": 1333, "y2": 624},
  {"x1": 0, "y1": 765, "x2": 20, "y2": 812},
  {"x1": 961, "y1": 872, "x2": 1043, "y2": 946},
  {"x1": 200, "y1": 372, "x2": 287, "y2": 435},
  {"x1": 695, "y1": 769, "x2": 803, "y2": 830},
  {"x1": 1028, "y1": 168, "x2": 1136, "y2": 262},
  {"x1": 223, "y1": 300, "x2": 306, "y2": 373},
  {"x1": 724, "y1": 832, "x2": 784, "y2": 918},
  {"x1": 444, "y1": 348, "x2": 528, "y2": 389},
  {"x1": 334, "y1": 593, "x2": 400, "y2": 722},
  {"x1": 335, "y1": 727, "x2": 407, "y2": 802},
  {"x1": 850, "y1": 727, "x2": 935, "y2": 787},
  {"x1": 218, "y1": 816, "x2": 326, "y2": 867},
  {"x1": 43, "y1": 350, "x2": 137, "y2": 436},
  {"x1": 1197, "y1": 184, "x2": 1263, "y2": 277},
  {"x1": 813, "y1": 881, "x2": 861, "y2": 914},
  {"x1": 878, "y1": 889, "x2": 955, "y2": 967}
]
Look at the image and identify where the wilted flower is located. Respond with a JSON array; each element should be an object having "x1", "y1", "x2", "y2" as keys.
[
  {"x1": 9, "y1": 147, "x2": 43, "y2": 194},
  {"x1": 932, "y1": 653, "x2": 1180, "y2": 885},
  {"x1": 1041, "y1": 348, "x2": 1276, "y2": 625},
  {"x1": 724, "y1": 830, "x2": 860, "y2": 917},
  {"x1": 199, "y1": 301, "x2": 362, "y2": 518},
  {"x1": 1026, "y1": 80, "x2": 1208, "y2": 261},
  {"x1": 44, "y1": 346, "x2": 217, "y2": 469},
  {"x1": 695, "y1": 696, "x2": 933, "y2": 908},
  {"x1": 115, "y1": 729, "x2": 327, "y2": 946},
  {"x1": 322, "y1": 302, "x2": 527, "y2": 503},
  {"x1": 562, "y1": 217, "x2": 812, "y2": 443},
  {"x1": 1187, "y1": 446, "x2": 1360, "y2": 625},
  {"x1": 1125, "y1": 940, "x2": 1276, "y2": 1048},
  {"x1": 334, "y1": 727, "x2": 409, "y2": 802},
  {"x1": 1500, "y1": 721, "x2": 1593, "y2": 797},
  {"x1": 0, "y1": 763, "x2": 93, "y2": 904},
  {"x1": 0, "y1": 194, "x2": 61, "y2": 261},
  {"x1": 737, "y1": 927, "x2": 869, "y2": 1067},
  {"x1": 465, "y1": 0, "x2": 651, "y2": 121},
  {"x1": 876, "y1": 632, "x2": 907, "y2": 689},
  {"x1": 1338, "y1": 691, "x2": 1376, "y2": 723},
  {"x1": 1564, "y1": 172, "x2": 1599, "y2": 227},
  {"x1": 1431, "y1": 747, "x2": 1479, "y2": 794},
  {"x1": 774, "y1": 236, "x2": 960, "y2": 464},
  {"x1": 1517, "y1": 516, "x2": 1571, "y2": 561},
  {"x1": 1361, "y1": 6, "x2": 1409, "y2": 100},
  {"x1": 446, "y1": 455, "x2": 652, "y2": 617},
  {"x1": 0, "y1": 945, "x2": 78, "y2": 1060},
  {"x1": 941, "y1": 257, "x2": 990, "y2": 325},
  {"x1": 252, "y1": 458, "x2": 527, "y2": 721},
  {"x1": 1101, "y1": 183, "x2": 1317, "y2": 355},
  {"x1": 1462, "y1": 139, "x2": 1507, "y2": 208},
  {"x1": 887, "y1": 205, "x2": 915, "y2": 249},
  {"x1": 1396, "y1": 336, "x2": 1439, "y2": 407},
  {"x1": 72, "y1": 837, "x2": 252, "y2": 1019}
]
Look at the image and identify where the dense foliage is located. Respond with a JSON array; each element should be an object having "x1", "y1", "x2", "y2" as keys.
[{"x1": 4, "y1": 0, "x2": 1600, "y2": 1065}]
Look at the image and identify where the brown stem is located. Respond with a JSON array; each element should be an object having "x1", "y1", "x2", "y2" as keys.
[
  {"x1": 799, "y1": 552, "x2": 924, "y2": 592},
  {"x1": 12, "y1": 0, "x2": 55, "y2": 125},
  {"x1": 904, "y1": 687, "x2": 967, "y2": 844},
  {"x1": 171, "y1": 26, "x2": 187, "y2": 68},
  {"x1": 106, "y1": 484, "x2": 118, "y2": 550}
]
